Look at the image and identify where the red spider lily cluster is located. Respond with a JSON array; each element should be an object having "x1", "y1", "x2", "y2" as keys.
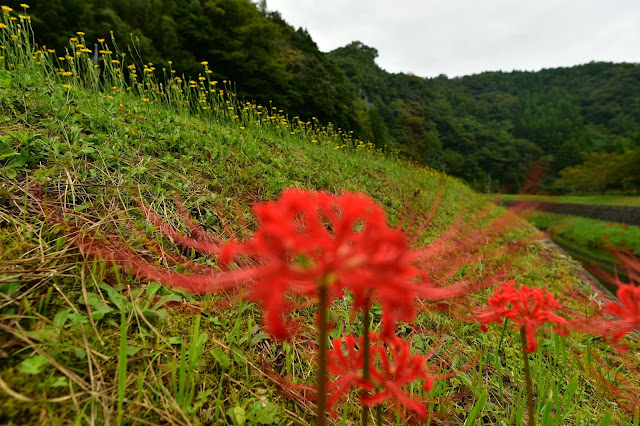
[
  {"x1": 602, "y1": 284, "x2": 640, "y2": 346},
  {"x1": 326, "y1": 333, "x2": 434, "y2": 421},
  {"x1": 478, "y1": 280, "x2": 569, "y2": 352},
  {"x1": 220, "y1": 189, "x2": 423, "y2": 339}
]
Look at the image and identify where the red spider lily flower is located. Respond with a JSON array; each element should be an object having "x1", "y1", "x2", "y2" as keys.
[
  {"x1": 221, "y1": 188, "x2": 423, "y2": 338},
  {"x1": 603, "y1": 284, "x2": 640, "y2": 346},
  {"x1": 33, "y1": 184, "x2": 487, "y2": 338},
  {"x1": 478, "y1": 280, "x2": 569, "y2": 353},
  {"x1": 326, "y1": 333, "x2": 434, "y2": 421},
  {"x1": 581, "y1": 248, "x2": 640, "y2": 348},
  {"x1": 325, "y1": 334, "x2": 374, "y2": 415}
]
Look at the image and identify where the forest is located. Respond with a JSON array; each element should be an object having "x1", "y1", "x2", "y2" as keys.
[{"x1": 10, "y1": 0, "x2": 639, "y2": 193}]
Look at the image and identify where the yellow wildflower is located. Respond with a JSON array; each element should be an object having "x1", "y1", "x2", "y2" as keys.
[
  {"x1": 76, "y1": 31, "x2": 85, "y2": 36},
  {"x1": 1, "y1": 5, "x2": 13, "y2": 13},
  {"x1": 97, "y1": 38, "x2": 104, "y2": 43},
  {"x1": 142, "y1": 98, "x2": 149, "y2": 102},
  {"x1": 201, "y1": 61, "x2": 208, "y2": 66},
  {"x1": 0, "y1": 23, "x2": 6, "y2": 29},
  {"x1": 19, "y1": 3, "x2": 29, "y2": 8},
  {"x1": 62, "y1": 84, "x2": 71, "y2": 89}
]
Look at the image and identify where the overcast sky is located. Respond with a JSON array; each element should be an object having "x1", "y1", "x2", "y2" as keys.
[{"x1": 265, "y1": 0, "x2": 640, "y2": 78}]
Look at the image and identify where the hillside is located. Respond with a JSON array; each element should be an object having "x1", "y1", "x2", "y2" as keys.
[
  {"x1": 1, "y1": 6, "x2": 640, "y2": 425},
  {"x1": 330, "y1": 43, "x2": 640, "y2": 192},
  {"x1": 6, "y1": 0, "x2": 640, "y2": 193}
]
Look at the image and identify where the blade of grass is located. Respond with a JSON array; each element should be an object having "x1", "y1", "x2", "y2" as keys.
[{"x1": 117, "y1": 304, "x2": 127, "y2": 425}]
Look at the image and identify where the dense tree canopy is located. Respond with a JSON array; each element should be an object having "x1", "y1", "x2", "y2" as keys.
[{"x1": 9, "y1": 0, "x2": 639, "y2": 193}]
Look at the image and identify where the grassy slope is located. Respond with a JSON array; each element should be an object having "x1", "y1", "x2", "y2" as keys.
[{"x1": 0, "y1": 34, "x2": 639, "y2": 426}]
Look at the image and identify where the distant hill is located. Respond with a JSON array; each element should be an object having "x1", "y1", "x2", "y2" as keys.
[
  {"x1": 13, "y1": 0, "x2": 640, "y2": 193},
  {"x1": 330, "y1": 42, "x2": 640, "y2": 192}
]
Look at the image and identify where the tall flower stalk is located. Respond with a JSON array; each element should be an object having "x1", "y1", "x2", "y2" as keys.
[
  {"x1": 317, "y1": 282, "x2": 329, "y2": 426},
  {"x1": 479, "y1": 281, "x2": 569, "y2": 426}
]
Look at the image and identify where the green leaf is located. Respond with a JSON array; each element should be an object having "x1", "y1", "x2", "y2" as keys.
[
  {"x1": 42, "y1": 376, "x2": 67, "y2": 388},
  {"x1": 7, "y1": 131, "x2": 29, "y2": 144},
  {"x1": 230, "y1": 345, "x2": 246, "y2": 367},
  {"x1": 168, "y1": 336, "x2": 182, "y2": 345},
  {"x1": 74, "y1": 347, "x2": 86, "y2": 359},
  {"x1": 98, "y1": 281, "x2": 126, "y2": 310},
  {"x1": 19, "y1": 355, "x2": 48, "y2": 375},
  {"x1": 247, "y1": 402, "x2": 280, "y2": 424},
  {"x1": 152, "y1": 294, "x2": 182, "y2": 310},
  {"x1": 91, "y1": 306, "x2": 115, "y2": 321},
  {"x1": 464, "y1": 391, "x2": 487, "y2": 426},
  {"x1": 25, "y1": 328, "x2": 58, "y2": 343},
  {"x1": 210, "y1": 347, "x2": 231, "y2": 369},
  {"x1": 145, "y1": 282, "x2": 162, "y2": 301},
  {"x1": 67, "y1": 312, "x2": 89, "y2": 327},
  {"x1": 126, "y1": 346, "x2": 142, "y2": 356},
  {"x1": 0, "y1": 151, "x2": 18, "y2": 161},
  {"x1": 0, "y1": 280, "x2": 21, "y2": 296},
  {"x1": 227, "y1": 406, "x2": 246, "y2": 426},
  {"x1": 53, "y1": 309, "x2": 71, "y2": 328},
  {"x1": 251, "y1": 332, "x2": 269, "y2": 346},
  {"x1": 140, "y1": 308, "x2": 166, "y2": 322}
]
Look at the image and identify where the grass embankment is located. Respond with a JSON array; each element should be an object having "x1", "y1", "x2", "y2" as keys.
[
  {"x1": 523, "y1": 212, "x2": 640, "y2": 291},
  {"x1": 492, "y1": 194, "x2": 640, "y2": 207},
  {"x1": 1, "y1": 9, "x2": 639, "y2": 425}
]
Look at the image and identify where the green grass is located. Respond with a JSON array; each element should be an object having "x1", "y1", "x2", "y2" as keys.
[
  {"x1": 525, "y1": 212, "x2": 640, "y2": 255},
  {"x1": 0, "y1": 10, "x2": 639, "y2": 425},
  {"x1": 491, "y1": 194, "x2": 640, "y2": 207},
  {"x1": 521, "y1": 211, "x2": 640, "y2": 293}
]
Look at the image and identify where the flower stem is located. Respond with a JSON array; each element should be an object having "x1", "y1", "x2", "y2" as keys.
[
  {"x1": 317, "y1": 284, "x2": 328, "y2": 426},
  {"x1": 520, "y1": 327, "x2": 535, "y2": 426},
  {"x1": 362, "y1": 298, "x2": 371, "y2": 426}
]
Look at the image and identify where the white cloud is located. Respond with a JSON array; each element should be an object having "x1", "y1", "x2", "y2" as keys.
[{"x1": 265, "y1": 0, "x2": 640, "y2": 77}]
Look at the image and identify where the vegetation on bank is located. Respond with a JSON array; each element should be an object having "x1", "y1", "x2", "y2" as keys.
[
  {"x1": 0, "y1": 6, "x2": 639, "y2": 425},
  {"x1": 491, "y1": 194, "x2": 640, "y2": 207},
  {"x1": 2, "y1": 0, "x2": 639, "y2": 193},
  {"x1": 521, "y1": 211, "x2": 640, "y2": 292}
]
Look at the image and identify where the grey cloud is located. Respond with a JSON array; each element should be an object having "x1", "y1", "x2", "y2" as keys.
[{"x1": 266, "y1": 0, "x2": 640, "y2": 77}]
